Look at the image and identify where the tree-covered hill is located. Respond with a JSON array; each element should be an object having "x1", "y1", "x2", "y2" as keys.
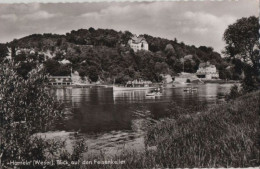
[{"x1": 2, "y1": 27, "x2": 240, "y2": 83}]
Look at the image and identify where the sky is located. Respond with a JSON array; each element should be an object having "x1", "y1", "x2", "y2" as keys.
[{"x1": 0, "y1": 0, "x2": 258, "y2": 53}]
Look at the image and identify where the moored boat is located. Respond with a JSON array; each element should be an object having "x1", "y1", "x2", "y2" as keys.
[
  {"x1": 183, "y1": 87, "x2": 198, "y2": 92},
  {"x1": 145, "y1": 88, "x2": 163, "y2": 97},
  {"x1": 145, "y1": 92, "x2": 162, "y2": 97},
  {"x1": 113, "y1": 79, "x2": 156, "y2": 91}
]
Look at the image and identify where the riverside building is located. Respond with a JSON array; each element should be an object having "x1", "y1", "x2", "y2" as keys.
[
  {"x1": 48, "y1": 76, "x2": 72, "y2": 85},
  {"x1": 196, "y1": 62, "x2": 219, "y2": 79}
]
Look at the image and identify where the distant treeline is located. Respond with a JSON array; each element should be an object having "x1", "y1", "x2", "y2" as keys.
[{"x1": 0, "y1": 27, "x2": 243, "y2": 83}]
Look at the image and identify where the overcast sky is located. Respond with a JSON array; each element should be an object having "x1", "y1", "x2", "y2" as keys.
[{"x1": 0, "y1": 0, "x2": 258, "y2": 53}]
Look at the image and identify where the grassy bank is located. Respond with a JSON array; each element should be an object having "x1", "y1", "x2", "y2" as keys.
[
  {"x1": 143, "y1": 90, "x2": 259, "y2": 168},
  {"x1": 79, "y1": 91, "x2": 259, "y2": 168}
]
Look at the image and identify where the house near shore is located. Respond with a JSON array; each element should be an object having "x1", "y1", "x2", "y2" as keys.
[
  {"x1": 128, "y1": 35, "x2": 149, "y2": 52},
  {"x1": 196, "y1": 62, "x2": 219, "y2": 79},
  {"x1": 48, "y1": 70, "x2": 96, "y2": 86},
  {"x1": 48, "y1": 76, "x2": 72, "y2": 85},
  {"x1": 126, "y1": 79, "x2": 152, "y2": 87},
  {"x1": 173, "y1": 72, "x2": 202, "y2": 84}
]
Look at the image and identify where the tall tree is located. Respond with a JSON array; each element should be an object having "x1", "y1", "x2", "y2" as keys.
[
  {"x1": 223, "y1": 16, "x2": 259, "y2": 91},
  {"x1": 223, "y1": 16, "x2": 259, "y2": 74}
]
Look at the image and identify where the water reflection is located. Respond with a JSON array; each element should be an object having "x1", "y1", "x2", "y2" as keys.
[
  {"x1": 52, "y1": 84, "x2": 232, "y2": 132},
  {"x1": 51, "y1": 83, "x2": 233, "y2": 155}
]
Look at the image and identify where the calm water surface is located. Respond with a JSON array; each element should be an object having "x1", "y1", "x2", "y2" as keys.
[{"x1": 51, "y1": 83, "x2": 233, "y2": 155}]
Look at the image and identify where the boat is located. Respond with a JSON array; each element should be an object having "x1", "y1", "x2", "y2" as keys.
[
  {"x1": 113, "y1": 79, "x2": 156, "y2": 91},
  {"x1": 146, "y1": 92, "x2": 162, "y2": 97},
  {"x1": 145, "y1": 88, "x2": 163, "y2": 97},
  {"x1": 183, "y1": 87, "x2": 198, "y2": 92}
]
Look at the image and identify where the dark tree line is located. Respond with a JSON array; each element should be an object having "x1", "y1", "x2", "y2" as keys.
[{"x1": 1, "y1": 26, "x2": 248, "y2": 83}]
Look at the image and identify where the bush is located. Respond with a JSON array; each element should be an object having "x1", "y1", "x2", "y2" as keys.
[
  {"x1": 144, "y1": 91, "x2": 260, "y2": 168},
  {"x1": 225, "y1": 84, "x2": 242, "y2": 101},
  {"x1": 0, "y1": 61, "x2": 86, "y2": 168}
]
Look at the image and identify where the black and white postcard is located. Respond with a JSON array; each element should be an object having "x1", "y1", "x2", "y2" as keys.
[{"x1": 0, "y1": 0, "x2": 259, "y2": 168}]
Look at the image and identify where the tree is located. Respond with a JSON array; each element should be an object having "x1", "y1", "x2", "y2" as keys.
[
  {"x1": 44, "y1": 59, "x2": 70, "y2": 76},
  {"x1": 241, "y1": 65, "x2": 259, "y2": 92},
  {"x1": 16, "y1": 62, "x2": 36, "y2": 79},
  {"x1": 0, "y1": 61, "x2": 86, "y2": 168},
  {"x1": 164, "y1": 44, "x2": 176, "y2": 57},
  {"x1": 0, "y1": 44, "x2": 8, "y2": 63},
  {"x1": 89, "y1": 27, "x2": 95, "y2": 33},
  {"x1": 14, "y1": 52, "x2": 27, "y2": 63},
  {"x1": 121, "y1": 31, "x2": 133, "y2": 44},
  {"x1": 155, "y1": 62, "x2": 169, "y2": 74},
  {"x1": 223, "y1": 16, "x2": 259, "y2": 91},
  {"x1": 199, "y1": 46, "x2": 214, "y2": 53},
  {"x1": 223, "y1": 16, "x2": 259, "y2": 75},
  {"x1": 88, "y1": 66, "x2": 99, "y2": 82}
]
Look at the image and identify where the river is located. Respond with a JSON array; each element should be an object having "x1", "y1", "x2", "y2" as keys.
[{"x1": 50, "y1": 83, "x2": 233, "y2": 156}]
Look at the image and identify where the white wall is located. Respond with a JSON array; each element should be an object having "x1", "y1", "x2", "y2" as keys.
[
  {"x1": 129, "y1": 40, "x2": 149, "y2": 52},
  {"x1": 197, "y1": 65, "x2": 219, "y2": 79}
]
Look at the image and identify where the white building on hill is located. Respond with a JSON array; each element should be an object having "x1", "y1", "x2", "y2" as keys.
[
  {"x1": 128, "y1": 35, "x2": 149, "y2": 52},
  {"x1": 196, "y1": 62, "x2": 219, "y2": 79}
]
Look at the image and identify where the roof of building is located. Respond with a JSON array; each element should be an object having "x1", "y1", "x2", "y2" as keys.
[
  {"x1": 199, "y1": 62, "x2": 216, "y2": 68},
  {"x1": 131, "y1": 35, "x2": 147, "y2": 44},
  {"x1": 48, "y1": 76, "x2": 72, "y2": 82}
]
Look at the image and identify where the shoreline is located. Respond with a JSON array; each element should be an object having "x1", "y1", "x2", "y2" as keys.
[
  {"x1": 46, "y1": 80, "x2": 240, "y2": 89},
  {"x1": 202, "y1": 79, "x2": 240, "y2": 84}
]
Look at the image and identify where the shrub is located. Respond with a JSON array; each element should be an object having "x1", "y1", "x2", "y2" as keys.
[
  {"x1": 225, "y1": 84, "x2": 242, "y2": 101},
  {"x1": 144, "y1": 91, "x2": 259, "y2": 168},
  {"x1": 0, "y1": 61, "x2": 85, "y2": 168}
]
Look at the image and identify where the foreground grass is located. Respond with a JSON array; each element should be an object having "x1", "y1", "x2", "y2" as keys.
[{"x1": 80, "y1": 91, "x2": 259, "y2": 168}]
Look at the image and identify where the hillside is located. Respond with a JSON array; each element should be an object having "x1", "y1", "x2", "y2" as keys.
[{"x1": 1, "y1": 28, "x2": 240, "y2": 83}]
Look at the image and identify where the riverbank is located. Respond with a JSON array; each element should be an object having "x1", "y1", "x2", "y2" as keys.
[
  {"x1": 46, "y1": 84, "x2": 111, "y2": 89},
  {"x1": 46, "y1": 80, "x2": 237, "y2": 89},
  {"x1": 202, "y1": 79, "x2": 240, "y2": 84},
  {"x1": 84, "y1": 90, "x2": 259, "y2": 168}
]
